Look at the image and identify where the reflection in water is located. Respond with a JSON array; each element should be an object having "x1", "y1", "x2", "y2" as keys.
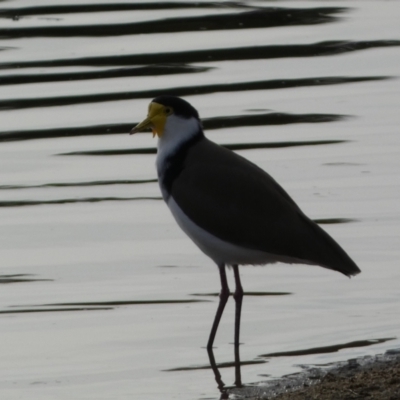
[
  {"x1": 0, "y1": 65, "x2": 211, "y2": 86},
  {"x1": 165, "y1": 357, "x2": 265, "y2": 372},
  {"x1": 0, "y1": 307, "x2": 112, "y2": 314},
  {"x1": 1, "y1": 2, "x2": 399, "y2": 399},
  {"x1": 2, "y1": 41, "x2": 399, "y2": 70},
  {"x1": 3, "y1": 299, "x2": 208, "y2": 315},
  {"x1": 191, "y1": 291, "x2": 292, "y2": 297},
  {"x1": 0, "y1": 274, "x2": 53, "y2": 284},
  {"x1": 0, "y1": 76, "x2": 386, "y2": 111},
  {"x1": 259, "y1": 338, "x2": 396, "y2": 358},
  {"x1": 166, "y1": 338, "x2": 396, "y2": 398},
  {"x1": 203, "y1": 110, "x2": 346, "y2": 129},
  {"x1": 0, "y1": 196, "x2": 161, "y2": 208},
  {"x1": 208, "y1": 348, "x2": 230, "y2": 399},
  {"x1": 0, "y1": 2, "x2": 252, "y2": 19},
  {"x1": 60, "y1": 140, "x2": 347, "y2": 156},
  {"x1": 314, "y1": 218, "x2": 357, "y2": 225},
  {"x1": 37, "y1": 299, "x2": 208, "y2": 307},
  {"x1": 0, "y1": 8, "x2": 344, "y2": 39},
  {"x1": 0, "y1": 179, "x2": 157, "y2": 190},
  {"x1": 1, "y1": 109, "x2": 349, "y2": 141},
  {"x1": 224, "y1": 140, "x2": 346, "y2": 151},
  {"x1": 167, "y1": 348, "x2": 265, "y2": 398},
  {"x1": 324, "y1": 162, "x2": 365, "y2": 166}
]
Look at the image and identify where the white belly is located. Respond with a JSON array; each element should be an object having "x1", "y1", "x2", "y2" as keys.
[{"x1": 167, "y1": 197, "x2": 280, "y2": 266}]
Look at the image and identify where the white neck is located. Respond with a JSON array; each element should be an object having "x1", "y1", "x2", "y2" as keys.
[{"x1": 156, "y1": 115, "x2": 201, "y2": 177}]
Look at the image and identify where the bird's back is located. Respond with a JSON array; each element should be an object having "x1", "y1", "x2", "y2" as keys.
[{"x1": 168, "y1": 137, "x2": 360, "y2": 277}]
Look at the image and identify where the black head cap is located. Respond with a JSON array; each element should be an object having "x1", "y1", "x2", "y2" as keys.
[{"x1": 152, "y1": 96, "x2": 199, "y2": 120}]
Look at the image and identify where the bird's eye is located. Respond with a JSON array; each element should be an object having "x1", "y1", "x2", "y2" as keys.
[{"x1": 165, "y1": 107, "x2": 173, "y2": 115}]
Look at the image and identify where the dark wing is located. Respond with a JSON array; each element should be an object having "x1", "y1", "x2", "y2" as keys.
[{"x1": 170, "y1": 138, "x2": 360, "y2": 276}]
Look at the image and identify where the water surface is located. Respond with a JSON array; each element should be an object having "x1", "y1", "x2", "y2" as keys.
[{"x1": 0, "y1": 1, "x2": 399, "y2": 399}]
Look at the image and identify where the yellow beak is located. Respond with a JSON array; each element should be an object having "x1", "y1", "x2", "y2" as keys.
[{"x1": 130, "y1": 102, "x2": 166, "y2": 138}]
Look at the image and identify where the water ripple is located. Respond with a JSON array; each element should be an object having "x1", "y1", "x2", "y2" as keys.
[
  {"x1": 0, "y1": 65, "x2": 211, "y2": 86},
  {"x1": 0, "y1": 112, "x2": 347, "y2": 142},
  {"x1": 259, "y1": 338, "x2": 396, "y2": 358},
  {"x1": 0, "y1": 274, "x2": 53, "y2": 284},
  {"x1": 0, "y1": 196, "x2": 161, "y2": 208},
  {"x1": 59, "y1": 140, "x2": 347, "y2": 157},
  {"x1": 2, "y1": 41, "x2": 398, "y2": 70},
  {"x1": 0, "y1": 76, "x2": 387, "y2": 111},
  {"x1": 0, "y1": 8, "x2": 344, "y2": 39},
  {"x1": 0, "y1": 2, "x2": 250, "y2": 19},
  {"x1": 0, "y1": 179, "x2": 157, "y2": 190}
]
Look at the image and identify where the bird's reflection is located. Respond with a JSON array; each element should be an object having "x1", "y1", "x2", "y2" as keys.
[
  {"x1": 234, "y1": 345, "x2": 242, "y2": 387},
  {"x1": 207, "y1": 344, "x2": 242, "y2": 399},
  {"x1": 207, "y1": 347, "x2": 228, "y2": 398}
]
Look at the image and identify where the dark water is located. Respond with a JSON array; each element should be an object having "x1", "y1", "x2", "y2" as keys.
[{"x1": 0, "y1": 1, "x2": 399, "y2": 399}]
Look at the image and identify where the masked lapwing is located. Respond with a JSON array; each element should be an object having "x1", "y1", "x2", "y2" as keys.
[{"x1": 130, "y1": 96, "x2": 361, "y2": 350}]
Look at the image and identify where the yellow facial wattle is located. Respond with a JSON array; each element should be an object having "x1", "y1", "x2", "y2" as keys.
[{"x1": 130, "y1": 102, "x2": 169, "y2": 137}]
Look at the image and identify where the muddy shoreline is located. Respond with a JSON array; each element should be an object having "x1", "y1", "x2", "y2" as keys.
[{"x1": 229, "y1": 349, "x2": 400, "y2": 399}]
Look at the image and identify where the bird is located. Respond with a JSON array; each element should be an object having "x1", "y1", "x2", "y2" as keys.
[{"x1": 130, "y1": 95, "x2": 361, "y2": 350}]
